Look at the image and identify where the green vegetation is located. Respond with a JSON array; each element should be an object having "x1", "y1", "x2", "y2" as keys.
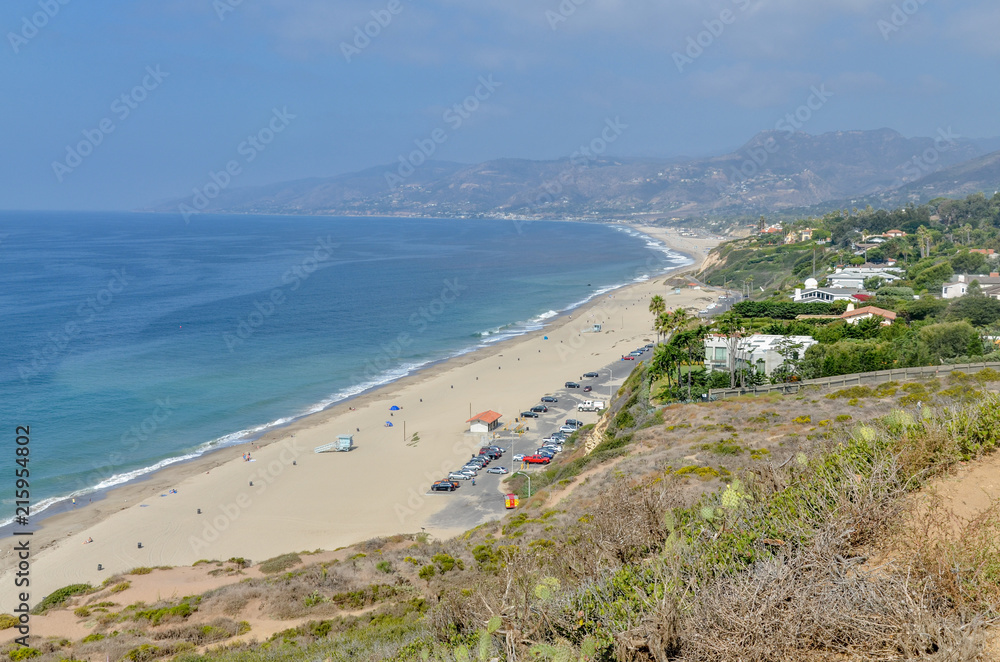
[
  {"x1": 31, "y1": 584, "x2": 91, "y2": 614},
  {"x1": 259, "y1": 552, "x2": 301, "y2": 574}
]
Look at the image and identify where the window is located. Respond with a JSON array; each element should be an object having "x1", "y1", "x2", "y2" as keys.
[{"x1": 714, "y1": 347, "x2": 727, "y2": 362}]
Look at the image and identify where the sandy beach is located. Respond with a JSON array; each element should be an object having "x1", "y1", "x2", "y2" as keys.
[{"x1": 0, "y1": 225, "x2": 720, "y2": 612}]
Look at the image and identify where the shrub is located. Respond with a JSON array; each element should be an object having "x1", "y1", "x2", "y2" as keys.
[
  {"x1": 123, "y1": 644, "x2": 160, "y2": 662},
  {"x1": 82, "y1": 633, "x2": 106, "y2": 643},
  {"x1": 375, "y1": 560, "x2": 393, "y2": 574},
  {"x1": 259, "y1": 553, "x2": 301, "y2": 574},
  {"x1": 73, "y1": 606, "x2": 91, "y2": 617},
  {"x1": 110, "y1": 581, "x2": 131, "y2": 594},
  {"x1": 129, "y1": 567, "x2": 153, "y2": 575},
  {"x1": 835, "y1": 414, "x2": 852, "y2": 422},
  {"x1": 792, "y1": 415, "x2": 812, "y2": 425},
  {"x1": 0, "y1": 613, "x2": 19, "y2": 630},
  {"x1": 9, "y1": 648, "x2": 41, "y2": 661},
  {"x1": 31, "y1": 584, "x2": 91, "y2": 614},
  {"x1": 418, "y1": 565, "x2": 436, "y2": 581}
]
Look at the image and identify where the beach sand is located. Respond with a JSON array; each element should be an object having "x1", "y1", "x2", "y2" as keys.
[{"x1": 0, "y1": 226, "x2": 720, "y2": 612}]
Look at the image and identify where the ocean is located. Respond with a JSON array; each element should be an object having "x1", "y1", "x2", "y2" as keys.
[{"x1": 0, "y1": 212, "x2": 689, "y2": 525}]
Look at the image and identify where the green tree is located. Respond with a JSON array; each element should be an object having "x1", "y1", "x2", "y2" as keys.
[
  {"x1": 950, "y1": 251, "x2": 988, "y2": 275},
  {"x1": 919, "y1": 321, "x2": 983, "y2": 359}
]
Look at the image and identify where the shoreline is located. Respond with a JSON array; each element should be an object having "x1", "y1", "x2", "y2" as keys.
[
  {"x1": 0, "y1": 223, "x2": 693, "y2": 536},
  {"x1": 0, "y1": 225, "x2": 720, "y2": 611}
]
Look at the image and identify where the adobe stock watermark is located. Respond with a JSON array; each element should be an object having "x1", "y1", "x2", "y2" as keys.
[
  {"x1": 178, "y1": 107, "x2": 296, "y2": 223},
  {"x1": 213, "y1": 0, "x2": 246, "y2": 21},
  {"x1": 188, "y1": 438, "x2": 305, "y2": 554},
  {"x1": 720, "y1": 84, "x2": 833, "y2": 189},
  {"x1": 384, "y1": 75, "x2": 501, "y2": 188},
  {"x1": 514, "y1": 116, "x2": 628, "y2": 232},
  {"x1": 673, "y1": 0, "x2": 753, "y2": 73},
  {"x1": 18, "y1": 269, "x2": 130, "y2": 381},
  {"x1": 7, "y1": 0, "x2": 71, "y2": 54},
  {"x1": 877, "y1": 0, "x2": 929, "y2": 40},
  {"x1": 545, "y1": 0, "x2": 589, "y2": 30},
  {"x1": 341, "y1": 0, "x2": 405, "y2": 63},
  {"x1": 223, "y1": 235, "x2": 338, "y2": 352},
  {"x1": 394, "y1": 435, "x2": 490, "y2": 524},
  {"x1": 351, "y1": 278, "x2": 467, "y2": 385},
  {"x1": 874, "y1": 127, "x2": 961, "y2": 193},
  {"x1": 52, "y1": 66, "x2": 169, "y2": 183},
  {"x1": 71, "y1": 399, "x2": 178, "y2": 495}
]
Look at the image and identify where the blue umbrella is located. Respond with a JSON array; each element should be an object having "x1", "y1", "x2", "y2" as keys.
[
  {"x1": 389, "y1": 405, "x2": 400, "y2": 411},
  {"x1": 385, "y1": 421, "x2": 393, "y2": 427}
]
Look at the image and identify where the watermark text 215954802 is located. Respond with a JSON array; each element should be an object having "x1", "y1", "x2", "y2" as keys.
[{"x1": 12, "y1": 426, "x2": 33, "y2": 647}]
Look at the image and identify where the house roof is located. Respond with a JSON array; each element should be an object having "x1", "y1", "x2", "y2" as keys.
[
  {"x1": 467, "y1": 410, "x2": 502, "y2": 424},
  {"x1": 842, "y1": 306, "x2": 897, "y2": 321}
]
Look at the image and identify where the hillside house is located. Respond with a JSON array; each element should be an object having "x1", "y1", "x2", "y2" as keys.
[
  {"x1": 704, "y1": 334, "x2": 818, "y2": 377},
  {"x1": 942, "y1": 274, "x2": 1000, "y2": 299}
]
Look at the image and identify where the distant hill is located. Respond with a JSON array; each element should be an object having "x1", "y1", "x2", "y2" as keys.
[
  {"x1": 149, "y1": 128, "x2": 991, "y2": 219},
  {"x1": 894, "y1": 149, "x2": 1000, "y2": 201}
]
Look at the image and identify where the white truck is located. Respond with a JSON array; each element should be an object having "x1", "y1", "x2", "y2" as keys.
[{"x1": 577, "y1": 400, "x2": 605, "y2": 412}]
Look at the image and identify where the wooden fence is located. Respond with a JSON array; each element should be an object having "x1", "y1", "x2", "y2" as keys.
[{"x1": 707, "y1": 362, "x2": 1000, "y2": 400}]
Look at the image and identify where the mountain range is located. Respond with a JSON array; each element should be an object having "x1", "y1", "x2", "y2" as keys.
[{"x1": 151, "y1": 128, "x2": 1000, "y2": 220}]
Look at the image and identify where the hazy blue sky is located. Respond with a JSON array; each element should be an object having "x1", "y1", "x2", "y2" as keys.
[{"x1": 2, "y1": 0, "x2": 998, "y2": 210}]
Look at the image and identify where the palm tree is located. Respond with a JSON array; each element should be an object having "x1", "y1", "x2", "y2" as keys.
[{"x1": 649, "y1": 295, "x2": 666, "y2": 340}]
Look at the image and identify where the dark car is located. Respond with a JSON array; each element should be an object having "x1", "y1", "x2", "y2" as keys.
[
  {"x1": 583, "y1": 372, "x2": 600, "y2": 378},
  {"x1": 566, "y1": 419, "x2": 584, "y2": 428},
  {"x1": 535, "y1": 449, "x2": 556, "y2": 458},
  {"x1": 583, "y1": 386, "x2": 592, "y2": 392},
  {"x1": 520, "y1": 411, "x2": 539, "y2": 418},
  {"x1": 530, "y1": 405, "x2": 548, "y2": 413},
  {"x1": 565, "y1": 381, "x2": 581, "y2": 388},
  {"x1": 431, "y1": 480, "x2": 457, "y2": 492},
  {"x1": 541, "y1": 396, "x2": 558, "y2": 403}
]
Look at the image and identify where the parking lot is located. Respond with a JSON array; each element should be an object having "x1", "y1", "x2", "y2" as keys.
[{"x1": 425, "y1": 357, "x2": 641, "y2": 530}]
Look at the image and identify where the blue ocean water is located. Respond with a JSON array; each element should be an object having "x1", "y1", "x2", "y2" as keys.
[{"x1": 0, "y1": 212, "x2": 688, "y2": 524}]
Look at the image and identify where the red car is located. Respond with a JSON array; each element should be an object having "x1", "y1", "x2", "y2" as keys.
[
  {"x1": 621, "y1": 355, "x2": 636, "y2": 361},
  {"x1": 523, "y1": 455, "x2": 551, "y2": 464}
]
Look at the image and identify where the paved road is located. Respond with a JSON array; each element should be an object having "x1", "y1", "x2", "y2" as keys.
[{"x1": 426, "y1": 350, "x2": 652, "y2": 530}]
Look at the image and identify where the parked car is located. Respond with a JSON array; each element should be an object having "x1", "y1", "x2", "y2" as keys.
[
  {"x1": 460, "y1": 467, "x2": 479, "y2": 476},
  {"x1": 566, "y1": 419, "x2": 584, "y2": 428},
  {"x1": 583, "y1": 386, "x2": 592, "y2": 392},
  {"x1": 542, "y1": 444, "x2": 563, "y2": 453},
  {"x1": 523, "y1": 455, "x2": 551, "y2": 464},
  {"x1": 644, "y1": 344, "x2": 655, "y2": 349},
  {"x1": 541, "y1": 396, "x2": 558, "y2": 403},
  {"x1": 520, "y1": 411, "x2": 539, "y2": 418},
  {"x1": 621, "y1": 355, "x2": 636, "y2": 361},
  {"x1": 486, "y1": 466, "x2": 509, "y2": 475},
  {"x1": 513, "y1": 454, "x2": 525, "y2": 462},
  {"x1": 565, "y1": 381, "x2": 581, "y2": 388},
  {"x1": 535, "y1": 450, "x2": 556, "y2": 459},
  {"x1": 583, "y1": 372, "x2": 600, "y2": 378},
  {"x1": 630, "y1": 350, "x2": 644, "y2": 356},
  {"x1": 530, "y1": 405, "x2": 549, "y2": 413},
  {"x1": 431, "y1": 480, "x2": 457, "y2": 492},
  {"x1": 559, "y1": 425, "x2": 577, "y2": 433},
  {"x1": 541, "y1": 436, "x2": 561, "y2": 444},
  {"x1": 449, "y1": 472, "x2": 472, "y2": 480}
]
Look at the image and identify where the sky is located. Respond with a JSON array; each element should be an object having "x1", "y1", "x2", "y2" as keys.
[{"x1": 1, "y1": 0, "x2": 998, "y2": 210}]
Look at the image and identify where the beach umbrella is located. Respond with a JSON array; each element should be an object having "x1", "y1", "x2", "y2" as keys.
[
  {"x1": 385, "y1": 421, "x2": 393, "y2": 427},
  {"x1": 389, "y1": 405, "x2": 400, "y2": 411}
]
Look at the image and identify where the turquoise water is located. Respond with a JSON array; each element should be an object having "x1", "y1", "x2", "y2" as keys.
[{"x1": 0, "y1": 212, "x2": 688, "y2": 524}]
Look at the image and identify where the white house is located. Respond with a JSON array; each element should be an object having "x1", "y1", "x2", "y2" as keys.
[
  {"x1": 793, "y1": 276, "x2": 868, "y2": 303},
  {"x1": 942, "y1": 274, "x2": 1000, "y2": 299},
  {"x1": 704, "y1": 334, "x2": 818, "y2": 377},
  {"x1": 841, "y1": 305, "x2": 897, "y2": 326},
  {"x1": 827, "y1": 267, "x2": 901, "y2": 290}
]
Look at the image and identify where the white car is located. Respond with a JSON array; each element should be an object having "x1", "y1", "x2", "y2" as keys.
[
  {"x1": 542, "y1": 444, "x2": 563, "y2": 453},
  {"x1": 513, "y1": 454, "x2": 525, "y2": 462},
  {"x1": 448, "y1": 472, "x2": 472, "y2": 480},
  {"x1": 486, "y1": 466, "x2": 508, "y2": 475},
  {"x1": 559, "y1": 425, "x2": 577, "y2": 433},
  {"x1": 460, "y1": 466, "x2": 479, "y2": 475}
]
